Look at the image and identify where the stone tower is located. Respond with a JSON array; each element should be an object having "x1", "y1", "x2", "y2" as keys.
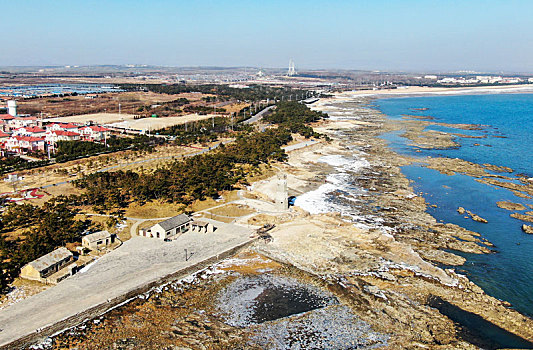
[{"x1": 275, "y1": 173, "x2": 288, "y2": 210}]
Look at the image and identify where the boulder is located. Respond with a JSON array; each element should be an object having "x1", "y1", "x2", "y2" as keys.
[{"x1": 522, "y1": 224, "x2": 533, "y2": 234}]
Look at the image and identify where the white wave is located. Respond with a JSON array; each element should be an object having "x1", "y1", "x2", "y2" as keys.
[
  {"x1": 318, "y1": 154, "x2": 370, "y2": 171},
  {"x1": 295, "y1": 153, "x2": 370, "y2": 217}
]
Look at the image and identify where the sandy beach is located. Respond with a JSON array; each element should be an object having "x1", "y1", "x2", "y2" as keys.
[{"x1": 334, "y1": 84, "x2": 533, "y2": 99}]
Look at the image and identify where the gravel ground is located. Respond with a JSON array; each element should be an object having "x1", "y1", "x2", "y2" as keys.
[
  {"x1": 250, "y1": 304, "x2": 389, "y2": 350},
  {"x1": 217, "y1": 273, "x2": 388, "y2": 349},
  {"x1": 217, "y1": 274, "x2": 337, "y2": 328}
]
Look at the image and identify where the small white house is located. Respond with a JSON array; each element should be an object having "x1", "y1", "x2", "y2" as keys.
[
  {"x1": 79, "y1": 125, "x2": 110, "y2": 141},
  {"x1": 82, "y1": 230, "x2": 115, "y2": 250},
  {"x1": 140, "y1": 214, "x2": 192, "y2": 240},
  {"x1": 45, "y1": 130, "x2": 81, "y2": 143}
]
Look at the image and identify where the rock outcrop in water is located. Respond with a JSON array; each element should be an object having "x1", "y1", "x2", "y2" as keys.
[
  {"x1": 522, "y1": 224, "x2": 533, "y2": 234},
  {"x1": 458, "y1": 207, "x2": 488, "y2": 223},
  {"x1": 466, "y1": 210, "x2": 488, "y2": 223},
  {"x1": 497, "y1": 201, "x2": 527, "y2": 211},
  {"x1": 511, "y1": 212, "x2": 533, "y2": 223}
]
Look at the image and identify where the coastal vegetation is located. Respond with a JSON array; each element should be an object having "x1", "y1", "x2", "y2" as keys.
[
  {"x1": 119, "y1": 83, "x2": 311, "y2": 102},
  {"x1": 0, "y1": 101, "x2": 328, "y2": 292},
  {"x1": 74, "y1": 127, "x2": 292, "y2": 212},
  {"x1": 54, "y1": 135, "x2": 164, "y2": 163},
  {"x1": 0, "y1": 199, "x2": 91, "y2": 291},
  {"x1": 264, "y1": 101, "x2": 331, "y2": 139}
]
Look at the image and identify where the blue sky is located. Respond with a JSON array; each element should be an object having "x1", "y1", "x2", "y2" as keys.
[{"x1": 1, "y1": 0, "x2": 532, "y2": 72}]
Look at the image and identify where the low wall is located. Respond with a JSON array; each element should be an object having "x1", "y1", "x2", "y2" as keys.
[{"x1": 1, "y1": 239, "x2": 255, "y2": 349}]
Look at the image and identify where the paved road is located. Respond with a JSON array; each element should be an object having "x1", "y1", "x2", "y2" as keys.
[
  {"x1": 242, "y1": 105, "x2": 275, "y2": 125},
  {"x1": 0, "y1": 219, "x2": 253, "y2": 348}
]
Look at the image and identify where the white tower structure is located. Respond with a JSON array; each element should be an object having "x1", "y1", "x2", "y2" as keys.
[
  {"x1": 7, "y1": 100, "x2": 17, "y2": 117},
  {"x1": 275, "y1": 173, "x2": 289, "y2": 210},
  {"x1": 287, "y1": 59, "x2": 297, "y2": 76}
]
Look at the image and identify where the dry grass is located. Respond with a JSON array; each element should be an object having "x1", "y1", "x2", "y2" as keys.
[
  {"x1": 221, "y1": 102, "x2": 250, "y2": 114},
  {"x1": 245, "y1": 164, "x2": 277, "y2": 183},
  {"x1": 188, "y1": 190, "x2": 240, "y2": 212},
  {"x1": 125, "y1": 200, "x2": 185, "y2": 219},
  {"x1": 208, "y1": 204, "x2": 255, "y2": 218},
  {"x1": 196, "y1": 213, "x2": 235, "y2": 223},
  {"x1": 18, "y1": 91, "x2": 181, "y2": 118},
  {"x1": 137, "y1": 220, "x2": 161, "y2": 231},
  {"x1": 247, "y1": 213, "x2": 278, "y2": 226},
  {"x1": 218, "y1": 251, "x2": 282, "y2": 274},
  {"x1": 117, "y1": 220, "x2": 133, "y2": 241}
]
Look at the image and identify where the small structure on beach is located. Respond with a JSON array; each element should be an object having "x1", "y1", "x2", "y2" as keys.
[
  {"x1": 20, "y1": 247, "x2": 74, "y2": 284},
  {"x1": 191, "y1": 220, "x2": 216, "y2": 233},
  {"x1": 82, "y1": 230, "x2": 115, "y2": 251},
  {"x1": 140, "y1": 214, "x2": 192, "y2": 240}
]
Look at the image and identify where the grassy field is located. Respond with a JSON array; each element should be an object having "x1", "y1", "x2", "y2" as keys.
[
  {"x1": 208, "y1": 203, "x2": 255, "y2": 217},
  {"x1": 188, "y1": 190, "x2": 240, "y2": 212},
  {"x1": 125, "y1": 200, "x2": 185, "y2": 219},
  {"x1": 17, "y1": 91, "x2": 192, "y2": 117}
]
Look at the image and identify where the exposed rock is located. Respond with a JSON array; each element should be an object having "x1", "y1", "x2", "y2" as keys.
[
  {"x1": 477, "y1": 177, "x2": 533, "y2": 197},
  {"x1": 466, "y1": 210, "x2": 488, "y2": 223},
  {"x1": 483, "y1": 164, "x2": 513, "y2": 173},
  {"x1": 459, "y1": 208, "x2": 488, "y2": 223},
  {"x1": 511, "y1": 213, "x2": 533, "y2": 223},
  {"x1": 497, "y1": 201, "x2": 527, "y2": 211},
  {"x1": 522, "y1": 224, "x2": 533, "y2": 234}
]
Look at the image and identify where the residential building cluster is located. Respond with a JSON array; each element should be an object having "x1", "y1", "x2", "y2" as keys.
[
  {"x1": 0, "y1": 101, "x2": 110, "y2": 155},
  {"x1": 436, "y1": 76, "x2": 526, "y2": 85}
]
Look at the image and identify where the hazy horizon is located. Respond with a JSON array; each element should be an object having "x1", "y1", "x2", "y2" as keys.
[{"x1": 2, "y1": 0, "x2": 533, "y2": 73}]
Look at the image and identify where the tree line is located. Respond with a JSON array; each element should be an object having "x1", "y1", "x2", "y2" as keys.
[
  {"x1": 264, "y1": 101, "x2": 330, "y2": 139},
  {"x1": 119, "y1": 83, "x2": 310, "y2": 102},
  {"x1": 0, "y1": 198, "x2": 92, "y2": 291},
  {"x1": 73, "y1": 127, "x2": 292, "y2": 212},
  {"x1": 54, "y1": 135, "x2": 165, "y2": 163}
]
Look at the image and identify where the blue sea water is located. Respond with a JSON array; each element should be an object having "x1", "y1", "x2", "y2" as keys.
[{"x1": 375, "y1": 94, "x2": 533, "y2": 318}]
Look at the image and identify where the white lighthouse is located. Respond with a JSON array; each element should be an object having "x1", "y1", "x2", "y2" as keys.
[
  {"x1": 7, "y1": 100, "x2": 17, "y2": 117},
  {"x1": 275, "y1": 173, "x2": 289, "y2": 211}
]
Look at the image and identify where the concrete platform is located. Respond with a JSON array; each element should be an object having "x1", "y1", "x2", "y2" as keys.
[{"x1": 0, "y1": 219, "x2": 253, "y2": 349}]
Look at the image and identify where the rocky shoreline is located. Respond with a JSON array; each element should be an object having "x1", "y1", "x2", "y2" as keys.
[{"x1": 42, "y1": 95, "x2": 533, "y2": 349}]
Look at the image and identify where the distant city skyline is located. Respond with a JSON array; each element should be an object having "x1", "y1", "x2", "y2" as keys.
[{"x1": 2, "y1": 0, "x2": 533, "y2": 73}]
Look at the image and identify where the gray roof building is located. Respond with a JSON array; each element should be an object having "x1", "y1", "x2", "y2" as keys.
[
  {"x1": 157, "y1": 214, "x2": 192, "y2": 231},
  {"x1": 140, "y1": 214, "x2": 192, "y2": 240},
  {"x1": 27, "y1": 247, "x2": 73, "y2": 273},
  {"x1": 82, "y1": 230, "x2": 112, "y2": 244}
]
